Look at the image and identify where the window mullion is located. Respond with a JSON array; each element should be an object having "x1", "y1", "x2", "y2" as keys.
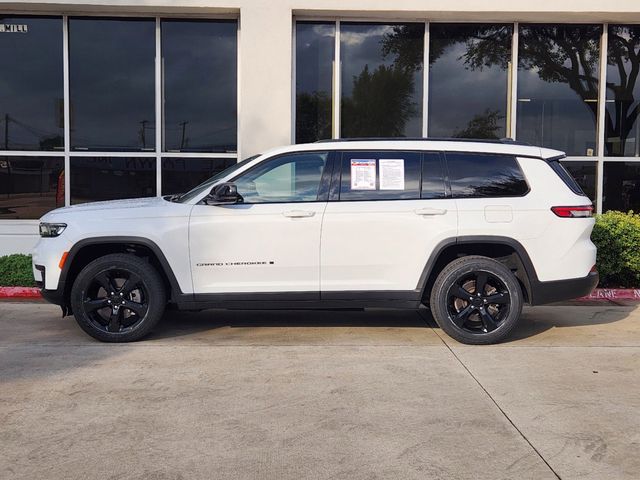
[
  {"x1": 155, "y1": 17, "x2": 162, "y2": 196},
  {"x1": 63, "y1": 15, "x2": 71, "y2": 207},
  {"x1": 333, "y1": 20, "x2": 341, "y2": 139},
  {"x1": 596, "y1": 23, "x2": 608, "y2": 214},
  {"x1": 423, "y1": 21, "x2": 429, "y2": 138}
]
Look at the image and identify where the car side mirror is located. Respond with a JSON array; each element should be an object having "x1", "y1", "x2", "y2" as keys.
[{"x1": 205, "y1": 182, "x2": 242, "y2": 205}]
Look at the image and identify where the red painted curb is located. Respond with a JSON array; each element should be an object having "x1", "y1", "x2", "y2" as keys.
[
  {"x1": 581, "y1": 288, "x2": 640, "y2": 300},
  {"x1": 0, "y1": 287, "x2": 41, "y2": 298}
]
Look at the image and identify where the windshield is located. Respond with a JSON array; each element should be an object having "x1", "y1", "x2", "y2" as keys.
[{"x1": 173, "y1": 155, "x2": 260, "y2": 203}]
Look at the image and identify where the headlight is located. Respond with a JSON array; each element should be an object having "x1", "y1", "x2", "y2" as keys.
[{"x1": 39, "y1": 222, "x2": 67, "y2": 237}]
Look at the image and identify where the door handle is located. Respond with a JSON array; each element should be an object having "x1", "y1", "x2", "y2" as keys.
[
  {"x1": 283, "y1": 210, "x2": 316, "y2": 218},
  {"x1": 414, "y1": 207, "x2": 447, "y2": 216}
]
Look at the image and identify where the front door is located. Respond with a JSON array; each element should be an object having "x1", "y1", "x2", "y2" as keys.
[{"x1": 189, "y1": 151, "x2": 331, "y2": 295}]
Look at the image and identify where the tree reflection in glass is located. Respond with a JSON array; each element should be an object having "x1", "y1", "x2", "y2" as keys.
[
  {"x1": 429, "y1": 24, "x2": 512, "y2": 139},
  {"x1": 340, "y1": 23, "x2": 424, "y2": 138},
  {"x1": 606, "y1": 26, "x2": 640, "y2": 157},
  {"x1": 516, "y1": 24, "x2": 601, "y2": 156}
]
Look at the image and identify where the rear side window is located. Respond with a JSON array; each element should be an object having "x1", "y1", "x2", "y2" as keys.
[
  {"x1": 446, "y1": 153, "x2": 528, "y2": 198},
  {"x1": 339, "y1": 151, "x2": 421, "y2": 201},
  {"x1": 550, "y1": 159, "x2": 587, "y2": 196}
]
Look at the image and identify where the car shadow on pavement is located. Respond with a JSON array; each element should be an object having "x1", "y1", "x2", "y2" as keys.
[{"x1": 148, "y1": 307, "x2": 430, "y2": 341}]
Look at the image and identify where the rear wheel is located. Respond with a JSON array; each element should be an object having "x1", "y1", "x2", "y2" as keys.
[
  {"x1": 429, "y1": 255, "x2": 523, "y2": 345},
  {"x1": 70, "y1": 254, "x2": 166, "y2": 342}
]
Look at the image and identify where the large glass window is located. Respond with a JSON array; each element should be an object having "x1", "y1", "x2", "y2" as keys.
[
  {"x1": 162, "y1": 20, "x2": 237, "y2": 153},
  {"x1": 339, "y1": 151, "x2": 421, "y2": 201},
  {"x1": 0, "y1": 157, "x2": 64, "y2": 219},
  {"x1": 295, "y1": 22, "x2": 335, "y2": 143},
  {"x1": 429, "y1": 24, "x2": 512, "y2": 139},
  {"x1": 603, "y1": 162, "x2": 640, "y2": 212},
  {"x1": 446, "y1": 153, "x2": 528, "y2": 198},
  {"x1": 421, "y1": 152, "x2": 447, "y2": 199},
  {"x1": 340, "y1": 23, "x2": 424, "y2": 138},
  {"x1": 605, "y1": 26, "x2": 640, "y2": 157},
  {"x1": 0, "y1": 16, "x2": 63, "y2": 151},
  {"x1": 69, "y1": 18, "x2": 156, "y2": 151},
  {"x1": 517, "y1": 24, "x2": 601, "y2": 156},
  {"x1": 161, "y1": 157, "x2": 236, "y2": 195},
  {"x1": 70, "y1": 157, "x2": 156, "y2": 204},
  {"x1": 234, "y1": 152, "x2": 328, "y2": 203}
]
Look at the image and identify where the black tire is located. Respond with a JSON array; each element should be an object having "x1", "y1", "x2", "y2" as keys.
[
  {"x1": 70, "y1": 253, "x2": 166, "y2": 342},
  {"x1": 429, "y1": 255, "x2": 523, "y2": 345}
]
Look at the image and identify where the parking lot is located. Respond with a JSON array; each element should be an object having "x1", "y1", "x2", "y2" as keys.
[{"x1": 1, "y1": 301, "x2": 639, "y2": 480}]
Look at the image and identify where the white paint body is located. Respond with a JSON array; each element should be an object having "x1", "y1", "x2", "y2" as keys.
[{"x1": 33, "y1": 140, "x2": 596, "y2": 295}]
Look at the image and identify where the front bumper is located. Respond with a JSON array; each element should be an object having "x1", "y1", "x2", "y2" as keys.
[{"x1": 530, "y1": 271, "x2": 599, "y2": 305}]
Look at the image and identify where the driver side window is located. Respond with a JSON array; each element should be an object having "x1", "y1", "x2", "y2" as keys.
[{"x1": 234, "y1": 152, "x2": 328, "y2": 204}]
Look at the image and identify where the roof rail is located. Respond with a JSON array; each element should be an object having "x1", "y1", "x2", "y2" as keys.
[{"x1": 314, "y1": 137, "x2": 531, "y2": 146}]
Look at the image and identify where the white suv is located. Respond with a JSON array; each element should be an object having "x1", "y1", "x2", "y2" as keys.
[{"x1": 33, "y1": 139, "x2": 598, "y2": 344}]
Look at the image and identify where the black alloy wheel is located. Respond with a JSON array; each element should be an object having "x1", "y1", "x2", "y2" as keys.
[
  {"x1": 430, "y1": 255, "x2": 523, "y2": 345},
  {"x1": 70, "y1": 254, "x2": 166, "y2": 342},
  {"x1": 446, "y1": 270, "x2": 510, "y2": 334}
]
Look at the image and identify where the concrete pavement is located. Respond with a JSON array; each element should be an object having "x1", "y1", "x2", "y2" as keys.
[{"x1": 0, "y1": 302, "x2": 639, "y2": 479}]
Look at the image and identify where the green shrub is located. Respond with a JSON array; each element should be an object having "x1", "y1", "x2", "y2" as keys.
[
  {"x1": 591, "y1": 211, "x2": 640, "y2": 288},
  {"x1": 0, "y1": 254, "x2": 35, "y2": 287}
]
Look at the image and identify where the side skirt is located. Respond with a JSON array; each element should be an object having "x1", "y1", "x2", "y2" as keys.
[{"x1": 175, "y1": 291, "x2": 422, "y2": 311}]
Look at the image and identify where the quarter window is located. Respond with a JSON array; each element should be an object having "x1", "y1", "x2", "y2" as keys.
[
  {"x1": 446, "y1": 153, "x2": 528, "y2": 198},
  {"x1": 234, "y1": 152, "x2": 328, "y2": 204},
  {"x1": 339, "y1": 151, "x2": 421, "y2": 201}
]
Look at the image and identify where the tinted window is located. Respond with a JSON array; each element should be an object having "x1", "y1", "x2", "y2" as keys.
[
  {"x1": 421, "y1": 152, "x2": 447, "y2": 199},
  {"x1": 295, "y1": 22, "x2": 335, "y2": 143},
  {"x1": 340, "y1": 151, "x2": 421, "y2": 201},
  {"x1": 517, "y1": 24, "x2": 601, "y2": 156},
  {"x1": 603, "y1": 162, "x2": 640, "y2": 212},
  {"x1": 0, "y1": 156, "x2": 64, "y2": 219},
  {"x1": 162, "y1": 20, "x2": 237, "y2": 153},
  {"x1": 561, "y1": 161, "x2": 596, "y2": 204},
  {"x1": 340, "y1": 23, "x2": 424, "y2": 138},
  {"x1": 234, "y1": 153, "x2": 328, "y2": 203},
  {"x1": 429, "y1": 24, "x2": 512, "y2": 139},
  {"x1": 70, "y1": 157, "x2": 156, "y2": 204},
  {"x1": 446, "y1": 153, "x2": 528, "y2": 198},
  {"x1": 69, "y1": 18, "x2": 156, "y2": 151},
  {"x1": 0, "y1": 16, "x2": 63, "y2": 151},
  {"x1": 605, "y1": 25, "x2": 640, "y2": 157},
  {"x1": 161, "y1": 157, "x2": 236, "y2": 195}
]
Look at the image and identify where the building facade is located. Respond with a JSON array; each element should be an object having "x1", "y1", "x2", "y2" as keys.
[{"x1": 1, "y1": 0, "x2": 640, "y2": 255}]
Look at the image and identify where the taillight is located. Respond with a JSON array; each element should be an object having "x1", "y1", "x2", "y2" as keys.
[{"x1": 551, "y1": 205, "x2": 594, "y2": 218}]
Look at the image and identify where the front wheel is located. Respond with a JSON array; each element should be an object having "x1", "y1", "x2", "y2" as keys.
[
  {"x1": 429, "y1": 255, "x2": 523, "y2": 345},
  {"x1": 70, "y1": 254, "x2": 166, "y2": 342}
]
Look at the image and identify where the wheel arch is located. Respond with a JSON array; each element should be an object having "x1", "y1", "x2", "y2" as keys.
[
  {"x1": 418, "y1": 236, "x2": 538, "y2": 304},
  {"x1": 60, "y1": 236, "x2": 183, "y2": 309}
]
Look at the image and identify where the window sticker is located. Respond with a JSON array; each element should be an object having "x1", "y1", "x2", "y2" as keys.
[
  {"x1": 379, "y1": 159, "x2": 405, "y2": 190},
  {"x1": 350, "y1": 159, "x2": 376, "y2": 190}
]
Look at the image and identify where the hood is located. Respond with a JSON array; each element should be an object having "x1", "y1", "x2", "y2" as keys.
[{"x1": 40, "y1": 196, "x2": 183, "y2": 223}]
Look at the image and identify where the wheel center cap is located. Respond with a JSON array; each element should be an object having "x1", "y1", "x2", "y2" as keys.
[{"x1": 471, "y1": 298, "x2": 484, "y2": 307}]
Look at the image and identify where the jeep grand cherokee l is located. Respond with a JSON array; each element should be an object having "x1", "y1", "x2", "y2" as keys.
[{"x1": 33, "y1": 139, "x2": 598, "y2": 344}]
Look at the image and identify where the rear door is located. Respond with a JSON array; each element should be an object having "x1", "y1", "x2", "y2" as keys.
[{"x1": 320, "y1": 150, "x2": 458, "y2": 295}]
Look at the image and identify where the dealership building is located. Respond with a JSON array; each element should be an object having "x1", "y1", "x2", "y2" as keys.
[{"x1": 1, "y1": 0, "x2": 640, "y2": 255}]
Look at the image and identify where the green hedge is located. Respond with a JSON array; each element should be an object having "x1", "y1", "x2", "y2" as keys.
[
  {"x1": 591, "y1": 211, "x2": 640, "y2": 288},
  {"x1": 0, "y1": 254, "x2": 36, "y2": 287}
]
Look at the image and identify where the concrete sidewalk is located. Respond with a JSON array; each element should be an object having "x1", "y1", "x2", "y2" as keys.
[{"x1": 0, "y1": 302, "x2": 639, "y2": 479}]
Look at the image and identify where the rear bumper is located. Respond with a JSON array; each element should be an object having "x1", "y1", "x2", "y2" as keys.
[{"x1": 530, "y1": 271, "x2": 599, "y2": 305}]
